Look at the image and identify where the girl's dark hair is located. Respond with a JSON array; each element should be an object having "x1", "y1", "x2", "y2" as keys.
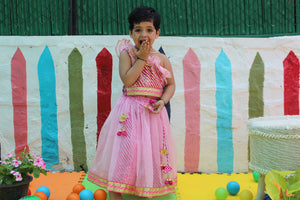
[{"x1": 128, "y1": 6, "x2": 161, "y2": 31}]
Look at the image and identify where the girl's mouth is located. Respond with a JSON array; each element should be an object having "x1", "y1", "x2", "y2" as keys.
[{"x1": 139, "y1": 39, "x2": 147, "y2": 45}]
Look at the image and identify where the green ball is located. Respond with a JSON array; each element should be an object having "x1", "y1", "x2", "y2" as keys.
[
  {"x1": 239, "y1": 190, "x2": 253, "y2": 200},
  {"x1": 215, "y1": 187, "x2": 228, "y2": 200},
  {"x1": 19, "y1": 196, "x2": 41, "y2": 200},
  {"x1": 253, "y1": 171, "x2": 259, "y2": 182}
]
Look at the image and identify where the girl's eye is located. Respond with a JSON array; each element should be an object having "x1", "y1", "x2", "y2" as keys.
[
  {"x1": 134, "y1": 29, "x2": 141, "y2": 32},
  {"x1": 147, "y1": 29, "x2": 154, "y2": 32}
]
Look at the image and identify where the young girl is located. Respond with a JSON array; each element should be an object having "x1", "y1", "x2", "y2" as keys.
[{"x1": 87, "y1": 6, "x2": 177, "y2": 200}]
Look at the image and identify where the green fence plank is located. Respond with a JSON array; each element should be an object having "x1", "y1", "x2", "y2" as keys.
[
  {"x1": 228, "y1": 0, "x2": 234, "y2": 35},
  {"x1": 270, "y1": 0, "x2": 277, "y2": 34},
  {"x1": 2, "y1": 0, "x2": 300, "y2": 36},
  {"x1": 96, "y1": 0, "x2": 102, "y2": 35},
  {"x1": 206, "y1": 1, "x2": 214, "y2": 35},
  {"x1": 63, "y1": 0, "x2": 69, "y2": 35},
  {"x1": 186, "y1": 0, "x2": 192, "y2": 35},
  {"x1": 18, "y1": 0, "x2": 25, "y2": 35},
  {"x1": 77, "y1": 0, "x2": 82, "y2": 34},
  {"x1": 0, "y1": 0, "x2": 4, "y2": 34},
  {"x1": 223, "y1": 0, "x2": 229, "y2": 35},
  {"x1": 258, "y1": 0, "x2": 263, "y2": 34},
  {"x1": 3, "y1": 0, "x2": 11, "y2": 35},
  {"x1": 251, "y1": 0, "x2": 258, "y2": 34},
  {"x1": 192, "y1": 0, "x2": 199, "y2": 35},
  {"x1": 10, "y1": 0, "x2": 16, "y2": 35},
  {"x1": 286, "y1": 0, "x2": 294, "y2": 33},
  {"x1": 285, "y1": 0, "x2": 293, "y2": 33},
  {"x1": 296, "y1": 0, "x2": 300, "y2": 32}
]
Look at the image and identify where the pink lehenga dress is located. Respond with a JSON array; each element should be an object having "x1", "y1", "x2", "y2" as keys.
[{"x1": 87, "y1": 39, "x2": 177, "y2": 198}]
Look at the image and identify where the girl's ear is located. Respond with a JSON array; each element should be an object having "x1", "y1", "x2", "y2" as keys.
[
  {"x1": 156, "y1": 29, "x2": 161, "y2": 38},
  {"x1": 129, "y1": 30, "x2": 133, "y2": 38}
]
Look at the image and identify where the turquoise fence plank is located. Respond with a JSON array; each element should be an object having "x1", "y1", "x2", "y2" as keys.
[
  {"x1": 38, "y1": 46, "x2": 59, "y2": 169},
  {"x1": 215, "y1": 49, "x2": 234, "y2": 173}
]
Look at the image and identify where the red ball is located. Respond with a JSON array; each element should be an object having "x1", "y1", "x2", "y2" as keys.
[
  {"x1": 94, "y1": 189, "x2": 107, "y2": 200},
  {"x1": 66, "y1": 192, "x2": 80, "y2": 200},
  {"x1": 72, "y1": 183, "x2": 85, "y2": 194},
  {"x1": 34, "y1": 191, "x2": 47, "y2": 200},
  {"x1": 28, "y1": 189, "x2": 31, "y2": 195}
]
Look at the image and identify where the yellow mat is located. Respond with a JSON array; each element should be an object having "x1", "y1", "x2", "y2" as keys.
[
  {"x1": 177, "y1": 173, "x2": 258, "y2": 199},
  {"x1": 29, "y1": 172, "x2": 258, "y2": 199}
]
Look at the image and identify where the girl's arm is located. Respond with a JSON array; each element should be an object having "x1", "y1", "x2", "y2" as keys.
[
  {"x1": 119, "y1": 41, "x2": 151, "y2": 86},
  {"x1": 119, "y1": 50, "x2": 146, "y2": 87},
  {"x1": 152, "y1": 55, "x2": 176, "y2": 114}
]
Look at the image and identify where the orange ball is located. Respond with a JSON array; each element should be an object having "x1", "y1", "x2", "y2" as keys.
[
  {"x1": 66, "y1": 192, "x2": 80, "y2": 200},
  {"x1": 34, "y1": 191, "x2": 48, "y2": 200},
  {"x1": 72, "y1": 183, "x2": 85, "y2": 194},
  {"x1": 94, "y1": 189, "x2": 107, "y2": 200}
]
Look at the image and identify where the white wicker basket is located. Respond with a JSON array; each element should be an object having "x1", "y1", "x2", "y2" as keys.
[{"x1": 248, "y1": 115, "x2": 300, "y2": 175}]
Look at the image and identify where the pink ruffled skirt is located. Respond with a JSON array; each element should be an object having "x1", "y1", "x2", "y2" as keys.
[{"x1": 87, "y1": 95, "x2": 177, "y2": 198}]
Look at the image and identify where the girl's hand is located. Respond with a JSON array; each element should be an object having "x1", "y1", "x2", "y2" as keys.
[
  {"x1": 135, "y1": 41, "x2": 151, "y2": 60},
  {"x1": 151, "y1": 99, "x2": 165, "y2": 114}
]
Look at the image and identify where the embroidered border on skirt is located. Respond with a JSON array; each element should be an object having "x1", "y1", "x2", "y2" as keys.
[{"x1": 87, "y1": 172, "x2": 177, "y2": 198}]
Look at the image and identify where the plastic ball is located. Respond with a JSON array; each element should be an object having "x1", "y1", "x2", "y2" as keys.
[
  {"x1": 215, "y1": 187, "x2": 228, "y2": 200},
  {"x1": 79, "y1": 189, "x2": 94, "y2": 200},
  {"x1": 34, "y1": 191, "x2": 47, "y2": 200},
  {"x1": 36, "y1": 186, "x2": 50, "y2": 199},
  {"x1": 253, "y1": 171, "x2": 259, "y2": 182},
  {"x1": 239, "y1": 190, "x2": 253, "y2": 200},
  {"x1": 227, "y1": 181, "x2": 240, "y2": 195},
  {"x1": 66, "y1": 192, "x2": 80, "y2": 200},
  {"x1": 28, "y1": 188, "x2": 31, "y2": 195},
  {"x1": 94, "y1": 189, "x2": 107, "y2": 200},
  {"x1": 72, "y1": 183, "x2": 85, "y2": 194},
  {"x1": 19, "y1": 196, "x2": 41, "y2": 200}
]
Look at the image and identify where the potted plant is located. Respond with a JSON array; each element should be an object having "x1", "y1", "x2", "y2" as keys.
[
  {"x1": 265, "y1": 168, "x2": 300, "y2": 200},
  {"x1": 0, "y1": 151, "x2": 47, "y2": 200}
]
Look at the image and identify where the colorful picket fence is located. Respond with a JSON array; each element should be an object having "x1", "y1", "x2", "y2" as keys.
[{"x1": 3, "y1": 37, "x2": 300, "y2": 173}]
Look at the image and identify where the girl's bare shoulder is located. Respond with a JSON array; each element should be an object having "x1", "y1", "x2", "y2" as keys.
[{"x1": 151, "y1": 51, "x2": 170, "y2": 67}]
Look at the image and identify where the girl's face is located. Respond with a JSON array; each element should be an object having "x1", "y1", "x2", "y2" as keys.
[{"x1": 129, "y1": 21, "x2": 160, "y2": 49}]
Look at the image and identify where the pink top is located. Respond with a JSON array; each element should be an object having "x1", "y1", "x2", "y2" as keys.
[{"x1": 116, "y1": 39, "x2": 171, "y2": 98}]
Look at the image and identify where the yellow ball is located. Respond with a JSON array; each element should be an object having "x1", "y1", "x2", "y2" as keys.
[{"x1": 239, "y1": 189, "x2": 253, "y2": 200}]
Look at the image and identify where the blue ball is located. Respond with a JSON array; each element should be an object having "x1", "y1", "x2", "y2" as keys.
[
  {"x1": 36, "y1": 186, "x2": 50, "y2": 199},
  {"x1": 79, "y1": 189, "x2": 94, "y2": 200},
  {"x1": 226, "y1": 181, "x2": 240, "y2": 195}
]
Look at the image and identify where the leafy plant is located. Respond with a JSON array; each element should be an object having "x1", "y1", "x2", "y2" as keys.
[
  {"x1": 265, "y1": 168, "x2": 300, "y2": 200},
  {"x1": 0, "y1": 152, "x2": 47, "y2": 184}
]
